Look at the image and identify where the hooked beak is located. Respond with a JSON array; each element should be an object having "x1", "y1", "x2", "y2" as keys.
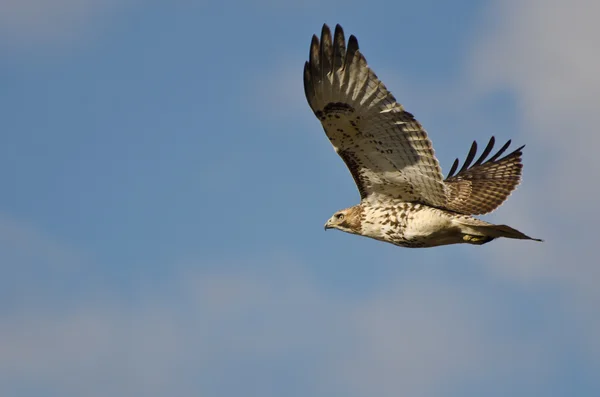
[{"x1": 324, "y1": 220, "x2": 332, "y2": 231}]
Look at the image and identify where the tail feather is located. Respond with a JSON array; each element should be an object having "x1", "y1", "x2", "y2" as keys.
[{"x1": 469, "y1": 223, "x2": 543, "y2": 242}]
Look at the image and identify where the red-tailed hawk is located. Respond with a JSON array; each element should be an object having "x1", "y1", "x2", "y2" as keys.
[{"x1": 304, "y1": 24, "x2": 542, "y2": 247}]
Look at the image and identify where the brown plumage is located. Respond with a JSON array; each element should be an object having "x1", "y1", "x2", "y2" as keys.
[
  {"x1": 444, "y1": 137, "x2": 524, "y2": 215},
  {"x1": 306, "y1": 24, "x2": 542, "y2": 247}
]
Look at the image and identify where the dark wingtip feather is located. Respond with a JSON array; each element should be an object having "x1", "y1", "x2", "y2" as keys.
[
  {"x1": 348, "y1": 34, "x2": 359, "y2": 52},
  {"x1": 446, "y1": 137, "x2": 527, "y2": 179},
  {"x1": 458, "y1": 140, "x2": 478, "y2": 174},
  {"x1": 303, "y1": 61, "x2": 314, "y2": 103},
  {"x1": 309, "y1": 34, "x2": 320, "y2": 80},
  {"x1": 333, "y1": 24, "x2": 345, "y2": 42},
  {"x1": 309, "y1": 34, "x2": 320, "y2": 63},
  {"x1": 487, "y1": 139, "x2": 512, "y2": 162},
  {"x1": 319, "y1": 24, "x2": 333, "y2": 82},
  {"x1": 332, "y1": 24, "x2": 346, "y2": 70},
  {"x1": 343, "y1": 34, "x2": 360, "y2": 72},
  {"x1": 448, "y1": 158, "x2": 460, "y2": 178},
  {"x1": 310, "y1": 34, "x2": 319, "y2": 48},
  {"x1": 473, "y1": 136, "x2": 496, "y2": 167}
]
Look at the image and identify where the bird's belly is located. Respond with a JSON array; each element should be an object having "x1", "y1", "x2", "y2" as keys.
[
  {"x1": 403, "y1": 209, "x2": 451, "y2": 237},
  {"x1": 365, "y1": 205, "x2": 463, "y2": 248},
  {"x1": 403, "y1": 208, "x2": 465, "y2": 247}
]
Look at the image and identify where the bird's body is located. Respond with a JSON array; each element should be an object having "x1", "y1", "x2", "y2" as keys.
[
  {"x1": 327, "y1": 201, "x2": 532, "y2": 248},
  {"x1": 305, "y1": 24, "x2": 542, "y2": 248}
]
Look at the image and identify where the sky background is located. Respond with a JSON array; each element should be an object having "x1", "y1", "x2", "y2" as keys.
[{"x1": 1, "y1": 0, "x2": 599, "y2": 396}]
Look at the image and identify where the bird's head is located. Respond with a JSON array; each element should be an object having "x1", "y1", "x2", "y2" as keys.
[{"x1": 324, "y1": 206, "x2": 362, "y2": 234}]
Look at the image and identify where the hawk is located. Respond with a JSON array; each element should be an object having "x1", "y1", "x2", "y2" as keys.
[{"x1": 304, "y1": 24, "x2": 542, "y2": 248}]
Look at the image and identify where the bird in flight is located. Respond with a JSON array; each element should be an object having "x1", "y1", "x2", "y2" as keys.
[{"x1": 303, "y1": 24, "x2": 542, "y2": 248}]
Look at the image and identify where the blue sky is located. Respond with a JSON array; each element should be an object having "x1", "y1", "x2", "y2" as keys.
[{"x1": 1, "y1": 0, "x2": 599, "y2": 396}]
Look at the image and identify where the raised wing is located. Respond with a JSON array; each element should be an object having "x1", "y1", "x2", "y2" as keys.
[
  {"x1": 303, "y1": 24, "x2": 447, "y2": 206},
  {"x1": 443, "y1": 137, "x2": 524, "y2": 215}
]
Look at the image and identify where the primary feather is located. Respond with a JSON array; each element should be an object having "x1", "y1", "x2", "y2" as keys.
[{"x1": 304, "y1": 24, "x2": 447, "y2": 207}]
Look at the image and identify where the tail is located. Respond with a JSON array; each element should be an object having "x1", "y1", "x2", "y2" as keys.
[
  {"x1": 457, "y1": 218, "x2": 543, "y2": 245},
  {"x1": 472, "y1": 224, "x2": 543, "y2": 242}
]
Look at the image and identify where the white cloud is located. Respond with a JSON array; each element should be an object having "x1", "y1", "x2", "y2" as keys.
[
  {"x1": 466, "y1": 0, "x2": 600, "y2": 279},
  {"x1": 470, "y1": 0, "x2": 600, "y2": 212},
  {"x1": 0, "y1": 217, "x2": 559, "y2": 396},
  {"x1": 0, "y1": 214, "x2": 84, "y2": 270},
  {"x1": 333, "y1": 282, "x2": 549, "y2": 397},
  {"x1": 0, "y1": 214, "x2": 578, "y2": 394},
  {"x1": 2, "y1": 2, "x2": 600, "y2": 393},
  {"x1": 464, "y1": 0, "x2": 600, "y2": 368}
]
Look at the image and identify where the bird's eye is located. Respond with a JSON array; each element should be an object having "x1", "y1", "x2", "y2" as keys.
[{"x1": 335, "y1": 213, "x2": 345, "y2": 220}]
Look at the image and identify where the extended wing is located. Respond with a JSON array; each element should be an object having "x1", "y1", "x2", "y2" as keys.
[
  {"x1": 303, "y1": 24, "x2": 447, "y2": 206},
  {"x1": 443, "y1": 137, "x2": 524, "y2": 215}
]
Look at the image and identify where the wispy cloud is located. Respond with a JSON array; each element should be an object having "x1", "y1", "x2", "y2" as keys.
[
  {"x1": 335, "y1": 281, "x2": 556, "y2": 397},
  {"x1": 0, "y1": 216, "x2": 559, "y2": 396},
  {"x1": 0, "y1": 214, "x2": 83, "y2": 271},
  {"x1": 464, "y1": 0, "x2": 600, "y2": 368},
  {"x1": 1, "y1": 271, "x2": 554, "y2": 397},
  {"x1": 467, "y1": 0, "x2": 600, "y2": 278},
  {"x1": 2, "y1": 2, "x2": 599, "y2": 395},
  {"x1": 470, "y1": 0, "x2": 600, "y2": 202}
]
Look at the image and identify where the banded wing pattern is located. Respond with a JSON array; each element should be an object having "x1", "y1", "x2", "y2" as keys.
[
  {"x1": 303, "y1": 24, "x2": 448, "y2": 206},
  {"x1": 444, "y1": 137, "x2": 524, "y2": 215}
]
